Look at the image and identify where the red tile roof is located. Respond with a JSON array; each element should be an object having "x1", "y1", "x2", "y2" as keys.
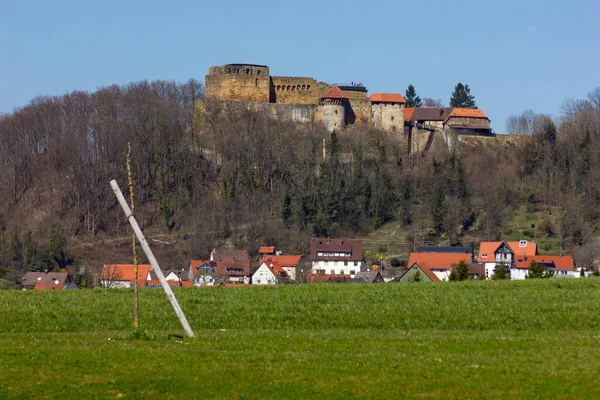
[
  {"x1": 322, "y1": 85, "x2": 349, "y2": 99},
  {"x1": 477, "y1": 242, "x2": 504, "y2": 263},
  {"x1": 34, "y1": 283, "x2": 62, "y2": 290},
  {"x1": 477, "y1": 241, "x2": 537, "y2": 262},
  {"x1": 404, "y1": 107, "x2": 414, "y2": 121},
  {"x1": 369, "y1": 93, "x2": 406, "y2": 103},
  {"x1": 507, "y1": 241, "x2": 537, "y2": 257},
  {"x1": 445, "y1": 108, "x2": 489, "y2": 122},
  {"x1": 259, "y1": 246, "x2": 275, "y2": 254},
  {"x1": 514, "y1": 255, "x2": 574, "y2": 270},
  {"x1": 101, "y1": 264, "x2": 153, "y2": 284},
  {"x1": 407, "y1": 253, "x2": 471, "y2": 271},
  {"x1": 260, "y1": 255, "x2": 301, "y2": 268}
]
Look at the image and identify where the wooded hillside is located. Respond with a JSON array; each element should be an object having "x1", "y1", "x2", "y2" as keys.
[{"x1": 1, "y1": 81, "x2": 599, "y2": 282}]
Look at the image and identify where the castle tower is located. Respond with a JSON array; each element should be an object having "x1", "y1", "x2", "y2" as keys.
[
  {"x1": 205, "y1": 64, "x2": 270, "y2": 103},
  {"x1": 369, "y1": 93, "x2": 406, "y2": 133},
  {"x1": 319, "y1": 85, "x2": 349, "y2": 132}
]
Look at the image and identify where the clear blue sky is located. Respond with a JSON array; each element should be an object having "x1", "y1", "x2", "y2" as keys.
[{"x1": 1, "y1": 0, "x2": 599, "y2": 132}]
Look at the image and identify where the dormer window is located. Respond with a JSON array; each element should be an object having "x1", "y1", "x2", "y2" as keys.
[{"x1": 519, "y1": 240, "x2": 527, "y2": 248}]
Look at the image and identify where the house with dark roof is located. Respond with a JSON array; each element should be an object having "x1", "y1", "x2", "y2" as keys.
[
  {"x1": 404, "y1": 107, "x2": 492, "y2": 135},
  {"x1": 310, "y1": 238, "x2": 364, "y2": 278},
  {"x1": 352, "y1": 271, "x2": 384, "y2": 284},
  {"x1": 417, "y1": 246, "x2": 473, "y2": 254},
  {"x1": 21, "y1": 271, "x2": 73, "y2": 290}
]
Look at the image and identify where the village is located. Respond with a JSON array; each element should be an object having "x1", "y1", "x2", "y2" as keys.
[{"x1": 19, "y1": 238, "x2": 582, "y2": 291}]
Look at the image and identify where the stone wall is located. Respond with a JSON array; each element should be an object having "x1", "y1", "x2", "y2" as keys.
[
  {"x1": 445, "y1": 117, "x2": 490, "y2": 129},
  {"x1": 371, "y1": 103, "x2": 404, "y2": 133},
  {"x1": 348, "y1": 99, "x2": 372, "y2": 124},
  {"x1": 205, "y1": 65, "x2": 270, "y2": 103},
  {"x1": 270, "y1": 77, "x2": 329, "y2": 104},
  {"x1": 338, "y1": 86, "x2": 368, "y2": 99}
]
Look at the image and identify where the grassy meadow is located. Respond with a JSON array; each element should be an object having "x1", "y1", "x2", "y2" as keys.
[{"x1": 1, "y1": 279, "x2": 600, "y2": 398}]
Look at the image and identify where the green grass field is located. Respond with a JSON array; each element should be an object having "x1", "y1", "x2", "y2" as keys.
[{"x1": 2, "y1": 280, "x2": 600, "y2": 399}]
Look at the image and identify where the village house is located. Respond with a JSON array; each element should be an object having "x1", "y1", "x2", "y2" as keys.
[
  {"x1": 101, "y1": 264, "x2": 188, "y2": 288},
  {"x1": 100, "y1": 264, "x2": 153, "y2": 288},
  {"x1": 397, "y1": 264, "x2": 440, "y2": 282},
  {"x1": 21, "y1": 271, "x2": 74, "y2": 290},
  {"x1": 512, "y1": 255, "x2": 576, "y2": 280},
  {"x1": 310, "y1": 238, "x2": 364, "y2": 278},
  {"x1": 406, "y1": 252, "x2": 473, "y2": 281},
  {"x1": 252, "y1": 262, "x2": 288, "y2": 285},
  {"x1": 352, "y1": 271, "x2": 384, "y2": 283},
  {"x1": 259, "y1": 255, "x2": 301, "y2": 281},
  {"x1": 189, "y1": 249, "x2": 250, "y2": 285},
  {"x1": 478, "y1": 240, "x2": 537, "y2": 278}
]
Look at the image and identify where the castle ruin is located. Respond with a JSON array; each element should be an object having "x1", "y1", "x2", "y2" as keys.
[{"x1": 204, "y1": 63, "x2": 406, "y2": 133}]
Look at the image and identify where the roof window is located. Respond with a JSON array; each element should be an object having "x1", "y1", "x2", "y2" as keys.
[{"x1": 519, "y1": 240, "x2": 527, "y2": 248}]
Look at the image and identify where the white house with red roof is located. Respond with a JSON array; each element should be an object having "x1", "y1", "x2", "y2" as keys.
[
  {"x1": 252, "y1": 262, "x2": 289, "y2": 285},
  {"x1": 478, "y1": 240, "x2": 537, "y2": 279},
  {"x1": 406, "y1": 252, "x2": 473, "y2": 281},
  {"x1": 512, "y1": 254, "x2": 576, "y2": 280}
]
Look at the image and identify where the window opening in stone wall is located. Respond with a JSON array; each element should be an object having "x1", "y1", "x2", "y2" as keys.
[
  {"x1": 246, "y1": 68, "x2": 250, "y2": 75},
  {"x1": 307, "y1": 85, "x2": 311, "y2": 90},
  {"x1": 287, "y1": 85, "x2": 291, "y2": 90},
  {"x1": 277, "y1": 85, "x2": 281, "y2": 90},
  {"x1": 302, "y1": 84, "x2": 306, "y2": 90},
  {"x1": 291, "y1": 86, "x2": 295, "y2": 91},
  {"x1": 255, "y1": 78, "x2": 259, "y2": 86},
  {"x1": 297, "y1": 85, "x2": 301, "y2": 90},
  {"x1": 257, "y1": 70, "x2": 261, "y2": 75}
]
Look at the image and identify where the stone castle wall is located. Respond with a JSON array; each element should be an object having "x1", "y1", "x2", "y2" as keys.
[
  {"x1": 348, "y1": 99, "x2": 372, "y2": 123},
  {"x1": 371, "y1": 103, "x2": 405, "y2": 133},
  {"x1": 270, "y1": 77, "x2": 330, "y2": 104},
  {"x1": 445, "y1": 116, "x2": 491, "y2": 129},
  {"x1": 205, "y1": 65, "x2": 270, "y2": 103}
]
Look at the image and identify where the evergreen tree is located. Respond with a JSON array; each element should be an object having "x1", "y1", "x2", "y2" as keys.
[
  {"x1": 527, "y1": 262, "x2": 551, "y2": 279},
  {"x1": 405, "y1": 84, "x2": 422, "y2": 108},
  {"x1": 450, "y1": 82, "x2": 476, "y2": 108},
  {"x1": 454, "y1": 259, "x2": 469, "y2": 281},
  {"x1": 281, "y1": 192, "x2": 292, "y2": 227},
  {"x1": 492, "y1": 262, "x2": 509, "y2": 280},
  {"x1": 430, "y1": 186, "x2": 446, "y2": 236}
]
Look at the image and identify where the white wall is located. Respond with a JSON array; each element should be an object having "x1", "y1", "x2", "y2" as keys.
[
  {"x1": 311, "y1": 260, "x2": 361, "y2": 277},
  {"x1": 252, "y1": 263, "x2": 277, "y2": 285}
]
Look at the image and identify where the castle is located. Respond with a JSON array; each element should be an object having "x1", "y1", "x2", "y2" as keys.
[
  {"x1": 204, "y1": 63, "x2": 494, "y2": 153},
  {"x1": 204, "y1": 63, "x2": 406, "y2": 133}
]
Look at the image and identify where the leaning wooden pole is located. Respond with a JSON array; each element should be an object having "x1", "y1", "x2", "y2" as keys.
[{"x1": 110, "y1": 179, "x2": 195, "y2": 338}]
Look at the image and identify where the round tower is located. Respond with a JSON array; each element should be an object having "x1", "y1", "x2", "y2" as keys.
[{"x1": 319, "y1": 85, "x2": 349, "y2": 132}]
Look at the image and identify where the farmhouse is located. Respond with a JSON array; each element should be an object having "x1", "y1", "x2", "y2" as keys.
[{"x1": 252, "y1": 262, "x2": 288, "y2": 285}]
